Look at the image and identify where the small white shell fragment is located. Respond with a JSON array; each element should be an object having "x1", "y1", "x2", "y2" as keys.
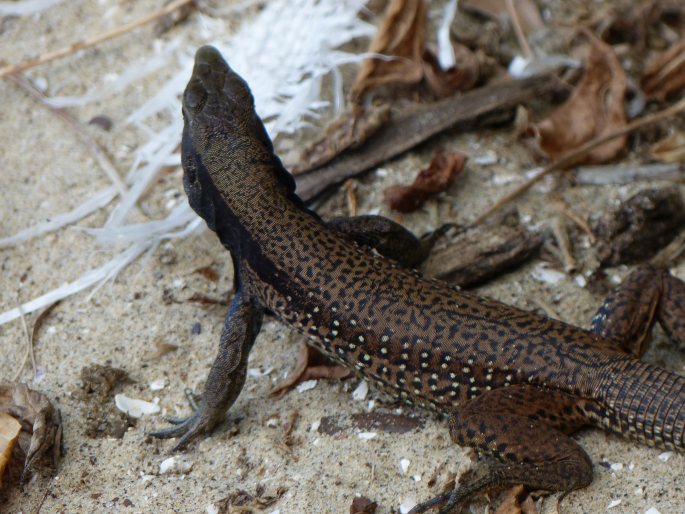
[
  {"x1": 149, "y1": 379, "x2": 166, "y2": 391},
  {"x1": 400, "y1": 458, "x2": 410, "y2": 474},
  {"x1": 412, "y1": 475, "x2": 421, "y2": 482},
  {"x1": 610, "y1": 462, "x2": 623, "y2": 471},
  {"x1": 574, "y1": 274, "x2": 587, "y2": 288},
  {"x1": 248, "y1": 367, "x2": 274, "y2": 378},
  {"x1": 399, "y1": 496, "x2": 418, "y2": 514},
  {"x1": 206, "y1": 504, "x2": 219, "y2": 514},
  {"x1": 310, "y1": 419, "x2": 321, "y2": 432},
  {"x1": 352, "y1": 380, "x2": 369, "y2": 401},
  {"x1": 114, "y1": 393, "x2": 160, "y2": 418},
  {"x1": 628, "y1": 462, "x2": 635, "y2": 470},
  {"x1": 367, "y1": 400, "x2": 376, "y2": 410},
  {"x1": 531, "y1": 263, "x2": 565, "y2": 284},
  {"x1": 644, "y1": 509, "x2": 661, "y2": 514},
  {"x1": 473, "y1": 151, "x2": 498, "y2": 166},
  {"x1": 375, "y1": 168, "x2": 388, "y2": 177},
  {"x1": 607, "y1": 499, "x2": 621, "y2": 509},
  {"x1": 357, "y1": 431, "x2": 377, "y2": 440},
  {"x1": 268, "y1": 510, "x2": 280, "y2": 514},
  {"x1": 159, "y1": 455, "x2": 193, "y2": 474},
  {"x1": 658, "y1": 451, "x2": 673, "y2": 462},
  {"x1": 296, "y1": 380, "x2": 318, "y2": 393}
]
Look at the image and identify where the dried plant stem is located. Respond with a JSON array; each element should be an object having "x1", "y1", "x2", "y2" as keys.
[
  {"x1": 0, "y1": 0, "x2": 194, "y2": 78},
  {"x1": 473, "y1": 96, "x2": 685, "y2": 226},
  {"x1": 8, "y1": 73, "x2": 128, "y2": 196},
  {"x1": 505, "y1": 0, "x2": 533, "y2": 59}
]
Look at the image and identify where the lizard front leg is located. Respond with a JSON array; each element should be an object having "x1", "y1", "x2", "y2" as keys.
[
  {"x1": 327, "y1": 214, "x2": 454, "y2": 268},
  {"x1": 150, "y1": 290, "x2": 264, "y2": 450}
]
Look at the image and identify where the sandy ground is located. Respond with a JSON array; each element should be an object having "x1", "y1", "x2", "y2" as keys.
[{"x1": 1, "y1": 1, "x2": 685, "y2": 513}]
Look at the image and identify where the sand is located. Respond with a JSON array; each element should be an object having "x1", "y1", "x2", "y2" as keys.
[{"x1": 1, "y1": 1, "x2": 684, "y2": 513}]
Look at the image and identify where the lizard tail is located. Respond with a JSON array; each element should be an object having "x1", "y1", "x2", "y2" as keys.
[{"x1": 593, "y1": 360, "x2": 685, "y2": 452}]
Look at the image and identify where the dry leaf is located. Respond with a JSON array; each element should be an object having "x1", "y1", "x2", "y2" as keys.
[
  {"x1": 0, "y1": 383, "x2": 62, "y2": 484},
  {"x1": 494, "y1": 484, "x2": 527, "y2": 514},
  {"x1": 271, "y1": 343, "x2": 352, "y2": 396},
  {"x1": 384, "y1": 151, "x2": 467, "y2": 212},
  {"x1": 642, "y1": 37, "x2": 685, "y2": 101},
  {"x1": 650, "y1": 130, "x2": 685, "y2": 162},
  {"x1": 350, "y1": 495, "x2": 378, "y2": 514},
  {"x1": 422, "y1": 43, "x2": 480, "y2": 98},
  {"x1": 460, "y1": 0, "x2": 543, "y2": 33},
  {"x1": 351, "y1": 0, "x2": 426, "y2": 99},
  {"x1": 0, "y1": 413, "x2": 22, "y2": 488},
  {"x1": 529, "y1": 31, "x2": 627, "y2": 165}
]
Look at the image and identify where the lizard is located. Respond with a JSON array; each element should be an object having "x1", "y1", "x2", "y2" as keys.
[{"x1": 151, "y1": 46, "x2": 685, "y2": 513}]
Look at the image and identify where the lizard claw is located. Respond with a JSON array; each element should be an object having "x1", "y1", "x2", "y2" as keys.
[
  {"x1": 148, "y1": 389, "x2": 224, "y2": 451},
  {"x1": 149, "y1": 407, "x2": 220, "y2": 451}
]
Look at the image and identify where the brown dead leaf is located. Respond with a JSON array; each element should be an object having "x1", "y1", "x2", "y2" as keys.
[
  {"x1": 650, "y1": 130, "x2": 685, "y2": 162},
  {"x1": 460, "y1": 0, "x2": 543, "y2": 34},
  {"x1": 494, "y1": 484, "x2": 527, "y2": 514},
  {"x1": 0, "y1": 383, "x2": 62, "y2": 485},
  {"x1": 642, "y1": 37, "x2": 685, "y2": 101},
  {"x1": 350, "y1": 495, "x2": 378, "y2": 514},
  {"x1": 0, "y1": 413, "x2": 22, "y2": 488},
  {"x1": 422, "y1": 43, "x2": 480, "y2": 98},
  {"x1": 351, "y1": 0, "x2": 426, "y2": 99},
  {"x1": 529, "y1": 31, "x2": 627, "y2": 165},
  {"x1": 271, "y1": 342, "x2": 352, "y2": 396},
  {"x1": 384, "y1": 151, "x2": 467, "y2": 212}
]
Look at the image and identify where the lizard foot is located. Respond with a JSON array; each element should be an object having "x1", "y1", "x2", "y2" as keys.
[{"x1": 148, "y1": 389, "x2": 223, "y2": 451}]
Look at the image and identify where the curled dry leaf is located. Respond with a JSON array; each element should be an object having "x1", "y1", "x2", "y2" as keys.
[
  {"x1": 422, "y1": 43, "x2": 480, "y2": 99},
  {"x1": 0, "y1": 383, "x2": 62, "y2": 485},
  {"x1": 642, "y1": 37, "x2": 685, "y2": 101},
  {"x1": 650, "y1": 130, "x2": 685, "y2": 163},
  {"x1": 384, "y1": 151, "x2": 467, "y2": 212},
  {"x1": 494, "y1": 484, "x2": 527, "y2": 514},
  {"x1": 528, "y1": 31, "x2": 627, "y2": 165},
  {"x1": 0, "y1": 413, "x2": 22, "y2": 487},
  {"x1": 351, "y1": 0, "x2": 426, "y2": 99},
  {"x1": 271, "y1": 342, "x2": 351, "y2": 397}
]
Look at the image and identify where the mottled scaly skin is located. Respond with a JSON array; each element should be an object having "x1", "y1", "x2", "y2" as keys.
[{"x1": 152, "y1": 47, "x2": 685, "y2": 512}]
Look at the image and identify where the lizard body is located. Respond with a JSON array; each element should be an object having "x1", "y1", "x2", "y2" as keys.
[{"x1": 152, "y1": 47, "x2": 685, "y2": 512}]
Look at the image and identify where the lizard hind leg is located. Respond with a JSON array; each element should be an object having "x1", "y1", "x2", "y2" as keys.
[
  {"x1": 410, "y1": 385, "x2": 593, "y2": 514},
  {"x1": 591, "y1": 265, "x2": 685, "y2": 357}
]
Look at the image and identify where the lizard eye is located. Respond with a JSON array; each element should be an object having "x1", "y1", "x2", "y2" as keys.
[{"x1": 184, "y1": 81, "x2": 206, "y2": 110}]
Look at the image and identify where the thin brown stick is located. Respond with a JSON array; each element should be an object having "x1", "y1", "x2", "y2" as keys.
[
  {"x1": 0, "y1": 0, "x2": 194, "y2": 78},
  {"x1": 505, "y1": 0, "x2": 533, "y2": 59},
  {"x1": 473, "y1": 96, "x2": 685, "y2": 225},
  {"x1": 8, "y1": 73, "x2": 128, "y2": 196}
]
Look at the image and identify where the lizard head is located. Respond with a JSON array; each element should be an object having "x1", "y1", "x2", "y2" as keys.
[{"x1": 181, "y1": 46, "x2": 299, "y2": 228}]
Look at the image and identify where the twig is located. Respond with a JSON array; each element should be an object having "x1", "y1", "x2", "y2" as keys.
[
  {"x1": 344, "y1": 179, "x2": 358, "y2": 217},
  {"x1": 12, "y1": 301, "x2": 60, "y2": 381},
  {"x1": 550, "y1": 216, "x2": 576, "y2": 273},
  {"x1": 553, "y1": 197, "x2": 595, "y2": 243},
  {"x1": 505, "y1": 0, "x2": 533, "y2": 59},
  {"x1": 8, "y1": 73, "x2": 128, "y2": 196},
  {"x1": 0, "y1": 0, "x2": 195, "y2": 78},
  {"x1": 473, "y1": 96, "x2": 685, "y2": 225}
]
